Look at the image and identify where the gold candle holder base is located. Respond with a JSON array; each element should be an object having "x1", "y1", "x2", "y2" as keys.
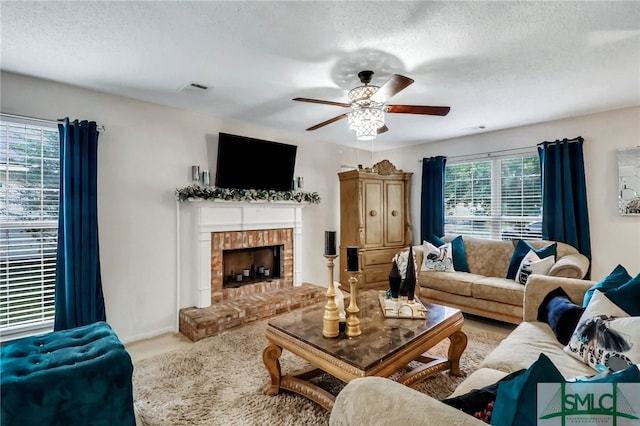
[
  {"x1": 322, "y1": 254, "x2": 340, "y2": 338},
  {"x1": 345, "y1": 271, "x2": 361, "y2": 337}
]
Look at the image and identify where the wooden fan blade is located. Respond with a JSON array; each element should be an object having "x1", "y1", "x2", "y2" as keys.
[
  {"x1": 293, "y1": 97, "x2": 351, "y2": 108},
  {"x1": 369, "y1": 74, "x2": 414, "y2": 104},
  {"x1": 377, "y1": 125, "x2": 389, "y2": 134},
  {"x1": 385, "y1": 105, "x2": 451, "y2": 116},
  {"x1": 306, "y1": 113, "x2": 348, "y2": 131}
]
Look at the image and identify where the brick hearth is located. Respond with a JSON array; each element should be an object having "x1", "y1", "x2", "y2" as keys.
[{"x1": 179, "y1": 283, "x2": 326, "y2": 341}]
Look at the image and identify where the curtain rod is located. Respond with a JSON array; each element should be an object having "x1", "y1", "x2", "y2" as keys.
[
  {"x1": 418, "y1": 145, "x2": 535, "y2": 162},
  {"x1": 419, "y1": 136, "x2": 584, "y2": 162},
  {"x1": 1, "y1": 113, "x2": 105, "y2": 132},
  {"x1": 537, "y1": 136, "x2": 583, "y2": 146}
]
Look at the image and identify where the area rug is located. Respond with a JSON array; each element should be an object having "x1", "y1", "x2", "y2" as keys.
[{"x1": 133, "y1": 317, "x2": 512, "y2": 426}]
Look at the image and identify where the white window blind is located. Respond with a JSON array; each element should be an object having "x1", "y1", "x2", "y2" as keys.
[
  {"x1": 444, "y1": 154, "x2": 542, "y2": 240},
  {"x1": 0, "y1": 114, "x2": 59, "y2": 334}
]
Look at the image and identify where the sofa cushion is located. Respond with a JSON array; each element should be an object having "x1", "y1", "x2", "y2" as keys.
[
  {"x1": 583, "y1": 264, "x2": 631, "y2": 306},
  {"x1": 419, "y1": 271, "x2": 478, "y2": 296},
  {"x1": 603, "y1": 273, "x2": 640, "y2": 315},
  {"x1": 329, "y1": 376, "x2": 486, "y2": 426},
  {"x1": 454, "y1": 237, "x2": 515, "y2": 277},
  {"x1": 507, "y1": 240, "x2": 557, "y2": 280},
  {"x1": 432, "y1": 234, "x2": 470, "y2": 272},
  {"x1": 480, "y1": 321, "x2": 596, "y2": 378},
  {"x1": 536, "y1": 286, "x2": 585, "y2": 345},
  {"x1": 472, "y1": 277, "x2": 525, "y2": 306},
  {"x1": 420, "y1": 287, "x2": 523, "y2": 324},
  {"x1": 564, "y1": 289, "x2": 640, "y2": 371},
  {"x1": 448, "y1": 368, "x2": 510, "y2": 398}
]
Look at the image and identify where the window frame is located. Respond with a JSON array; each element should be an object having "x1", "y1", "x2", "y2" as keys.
[
  {"x1": 1, "y1": 114, "x2": 59, "y2": 340},
  {"x1": 443, "y1": 151, "x2": 543, "y2": 241}
]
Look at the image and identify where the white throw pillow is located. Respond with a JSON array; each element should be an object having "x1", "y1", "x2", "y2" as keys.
[
  {"x1": 564, "y1": 290, "x2": 640, "y2": 371},
  {"x1": 420, "y1": 241, "x2": 455, "y2": 272},
  {"x1": 515, "y1": 250, "x2": 555, "y2": 284}
]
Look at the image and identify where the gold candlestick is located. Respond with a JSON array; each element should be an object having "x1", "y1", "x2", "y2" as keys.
[
  {"x1": 322, "y1": 255, "x2": 340, "y2": 338},
  {"x1": 345, "y1": 271, "x2": 361, "y2": 337}
]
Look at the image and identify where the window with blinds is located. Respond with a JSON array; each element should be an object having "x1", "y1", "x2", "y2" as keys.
[
  {"x1": 444, "y1": 154, "x2": 542, "y2": 240},
  {"x1": 0, "y1": 114, "x2": 59, "y2": 335}
]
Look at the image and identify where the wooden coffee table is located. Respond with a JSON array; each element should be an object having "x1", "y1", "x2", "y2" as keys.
[{"x1": 263, "y1": 289, "x2": 467, "y2": 411}]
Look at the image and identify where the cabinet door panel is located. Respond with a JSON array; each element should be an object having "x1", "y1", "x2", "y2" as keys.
[
  {"x1": 364, "y1": 180, "x2": 383, "y2": 247},
  {"x1": 385, "y1": 181, "x2": 405, "y2": 246}
]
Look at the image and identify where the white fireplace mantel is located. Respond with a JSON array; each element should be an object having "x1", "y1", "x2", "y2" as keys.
[{"x1": 178, "y1": 200, "x2": 307, "y2": 308}]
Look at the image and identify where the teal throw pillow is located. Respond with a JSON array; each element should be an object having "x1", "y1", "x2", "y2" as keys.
[
  {"x1": 431, "y1": 234, "x2": 470, "y2": 273},
  {"x1": 491, "y1": 353, "x2": 564, "y2": 426},
  {"x1": 506, "y1": 240, "x2": 557, "y2": 280},
  {"x1": 583, "y1": 264, "x2": 631, "y2": 306},
  {"x1": 430, "y1": 234, "x2": 445, "y2": 246},
  {"x1": 603, "y1": 273, "x2": 640, "y2": 315}
]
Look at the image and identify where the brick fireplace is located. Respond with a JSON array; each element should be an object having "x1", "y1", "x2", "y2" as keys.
[
  {"x1": 181, "y1": 201, "x2": 306, "y2": 308},
  {"x1": 210, "y1": 228, "x2": 293, "y2": 303}
]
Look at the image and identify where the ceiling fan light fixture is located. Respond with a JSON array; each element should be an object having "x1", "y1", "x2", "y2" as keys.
[
  {"x1": 293, "y1": 70, "x2": 450, "y2": 140},
  {"x1": 348, "y1": 105, "x2": 385, "y2": 141}
]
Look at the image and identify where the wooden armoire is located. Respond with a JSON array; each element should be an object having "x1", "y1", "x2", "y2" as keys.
[{"x1": 338, "y1": 160, "x2": 413, "y2": 290}]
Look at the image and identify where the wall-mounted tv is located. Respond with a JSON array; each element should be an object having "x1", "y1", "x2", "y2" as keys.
[{"x1": 214, "y1": 133, "x2": 297, "y2": 191}]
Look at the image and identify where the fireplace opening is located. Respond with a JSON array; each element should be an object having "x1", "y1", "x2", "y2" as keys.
[{"x1": 223, "y1": 245, "x2": 283, "y2": 289}]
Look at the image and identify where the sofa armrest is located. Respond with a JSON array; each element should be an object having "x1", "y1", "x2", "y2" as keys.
[
  {"x1": 330, "y1": 377, "x2": 485, "y2": 426},
  {"x1": 549, "y1": 253, "x2": 590, "y2": 279},
  {"x1": 523, "y1": 275, "x2": 596, "y2": 322}
]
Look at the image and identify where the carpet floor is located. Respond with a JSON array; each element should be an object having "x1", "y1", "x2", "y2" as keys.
[{"x1": 132, "y1": 316, "x2": 512, "y2": 425}]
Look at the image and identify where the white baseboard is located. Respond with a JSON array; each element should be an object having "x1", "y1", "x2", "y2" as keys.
[{"x1": 122, "y1": 326, "x2": 176, "y2": 345}]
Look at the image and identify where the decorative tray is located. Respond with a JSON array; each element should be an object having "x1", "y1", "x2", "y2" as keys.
[{"x1": 378, "y1": 291, "x2": 427, "y2": 319}]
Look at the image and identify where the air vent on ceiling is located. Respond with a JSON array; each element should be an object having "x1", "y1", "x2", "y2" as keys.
[{"x1": 182, "y1": 82, "x2": 210, "y2": 94}]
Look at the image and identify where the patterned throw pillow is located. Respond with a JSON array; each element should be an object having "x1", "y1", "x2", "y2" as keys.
[
  {"x1": 564, "y1": 290, "x2": 640, "y2": 371},
  {"x1": 430, "y1": 234, "x2": 470, "y2": 272},
  {"x1": 420, "y1": 241, "x2": 455, "y2": 272},
  {"x1": 515, "y1": 250, "x2": 555, "y2": 284}
]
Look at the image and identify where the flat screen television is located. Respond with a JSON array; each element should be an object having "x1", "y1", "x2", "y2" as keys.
[{"x1": 214, "y1": 133, "x2": 297, "y2": 191}]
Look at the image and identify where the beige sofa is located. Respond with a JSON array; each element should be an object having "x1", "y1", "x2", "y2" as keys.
[
  {"x1": 414, "y1": 237, "x2": 590, "y2": 324},
  {"x1": 330, "y1": 274, "x2": 597, "y2": 426}
]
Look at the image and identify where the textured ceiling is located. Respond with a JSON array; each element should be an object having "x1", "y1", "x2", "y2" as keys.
[{"x1": 1, "y1": 1, "x2": 639, "y2": 151}]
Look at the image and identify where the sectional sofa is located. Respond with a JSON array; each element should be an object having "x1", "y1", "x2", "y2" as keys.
[{"x1": 329, "y1": 274, "x2": 599, "y2": 425}]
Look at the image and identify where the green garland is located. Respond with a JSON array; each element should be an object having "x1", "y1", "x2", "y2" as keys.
[{"x1": 175, "y1": 184, "x2": 321, "y2": 204}]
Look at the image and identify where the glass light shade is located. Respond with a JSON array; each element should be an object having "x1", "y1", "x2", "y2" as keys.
[
  {"x1": 348, "y1": 106, "x2": 385, "y2": 141},
  {"x1": 348, "y1": 85, "x2": 379, "y2": 104}
]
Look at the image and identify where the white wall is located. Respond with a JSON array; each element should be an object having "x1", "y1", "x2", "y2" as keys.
[
  {"x1": 3, "y1": 71, "x2": 639, "y2": 341},
  {"x1": 1, "y1": 71, "x2": 367, "y2": 343},
  {"x1": 376, "y1": 106, "x2": 640, "y2": 280}
]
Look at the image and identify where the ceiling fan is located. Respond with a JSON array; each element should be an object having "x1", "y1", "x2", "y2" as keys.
[{"x1": 293, "y1": 70, "x2": 450, "y2": 141}]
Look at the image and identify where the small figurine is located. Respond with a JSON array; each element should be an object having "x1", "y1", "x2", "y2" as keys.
[
  {"x1": 400, "y1": 246, "x2": 417, "y2": 302},
  {"x1": 388, "y1": 260, "x2": 402, "y2": 300}
]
